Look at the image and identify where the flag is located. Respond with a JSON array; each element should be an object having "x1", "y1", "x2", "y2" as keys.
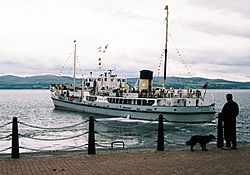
[
  {"x1": 203, "y1": 82, "x2": 208, "y2": 89},
  {"x1": 98, "y1": 57, "x2": 102, "y2": 69},
  {"x1": 97, "y1": 47, "x2": 102, "y2": 52},
  {"x1": 103, "y1": 44, "x2": 109, "y2": 53}
]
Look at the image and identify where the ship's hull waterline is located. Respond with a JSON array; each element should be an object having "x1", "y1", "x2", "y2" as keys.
[{"x1": 52, "y1": 98, "x2": 216, "y2": 123}]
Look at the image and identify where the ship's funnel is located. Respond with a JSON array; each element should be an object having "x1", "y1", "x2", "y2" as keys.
[{"x1": 139, "y1": 70, "x2": 153, "y2": 92}]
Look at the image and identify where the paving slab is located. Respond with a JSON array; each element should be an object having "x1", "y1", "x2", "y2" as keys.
[{"x1": 0, "y1": 144, "x2": 250, "y2": 175}]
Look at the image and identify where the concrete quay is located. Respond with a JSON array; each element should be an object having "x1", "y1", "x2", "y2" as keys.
[{"x1": 1, "y1": 144, "x2": 250, "y2": 175}]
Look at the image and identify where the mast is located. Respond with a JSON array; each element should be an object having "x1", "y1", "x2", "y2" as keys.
[
  {"x1": 73, "y1": 40, "x2": 77, "y2": 94},
  {"x1": 163, "y1": 5, "x2": 169, "y2": 89}
]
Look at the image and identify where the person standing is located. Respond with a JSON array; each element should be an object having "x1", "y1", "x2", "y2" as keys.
[{"x1": 221, "y1": 94, "x2": 239, "y2": 149}]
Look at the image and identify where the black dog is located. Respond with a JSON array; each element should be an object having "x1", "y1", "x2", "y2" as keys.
[{"x1": 186, "y1": 134, "x2": 216, "y2": 151}]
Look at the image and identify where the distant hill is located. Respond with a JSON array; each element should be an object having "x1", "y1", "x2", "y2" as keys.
[
  {"x1": 0, "y1": 74, "x2": 250, "y2": 89},
  {"x1": 0, "y1": 75, "x2": 82, "y2": 89},
  {"x1": 128, "y1": 77, "x2": 250, "y2": 89}
]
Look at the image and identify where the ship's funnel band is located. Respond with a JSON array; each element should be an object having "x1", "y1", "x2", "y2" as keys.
[{"x1": 140, "y1": 70, "x2": 153, "y2": 80}]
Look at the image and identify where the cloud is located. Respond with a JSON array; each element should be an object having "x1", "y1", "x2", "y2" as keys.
[
  {"x1": 189, "y1": 0, "x2": 250, "y2": 18},
  {"x1": 189, "y1": 20, "x2": 250, "y2": 38},
  {"x1": 0, "y1": 0, "x2": 249, "y2": 82},
  {"x1": 194, "y1": 63, "x2": 250, "y2": 82},
  {"x1": 179, "y1": 1, "x2": 250, "y2": 39},
  {"x1": 181, "y1": 47, "x2": 250, "y2": 66}
]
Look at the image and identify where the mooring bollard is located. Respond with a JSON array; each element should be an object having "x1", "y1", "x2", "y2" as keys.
[
  {"x1": 88, "y1": 115, "x2": 96, "y2": 155},
  {"x1": 11, "y1": 117, "x2": 20, "y2": 159},
  {"x1": 217, "y1": 113, "x2": 224, "y2": 148},
  {"x1": 157, "y1": 114, "x2": 165, "y2": 151}
]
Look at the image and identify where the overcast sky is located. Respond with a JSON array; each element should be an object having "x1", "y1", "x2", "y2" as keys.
[{"x1": 0, "y1": 0, "x2": 249, "y2": 82}]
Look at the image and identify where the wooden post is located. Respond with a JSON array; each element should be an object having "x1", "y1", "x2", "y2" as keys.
[
  {"x1": 157, "y1": 114, "x2": 165, "y2": 151},
  {"x1": 217, "y1": 113, "x2": 224, "y2": 148},
  {"x1": 88, "y1": 115, "x2": 96, "y2": 155},
  {"x1": 11, "y1": 117, "x2": 20, "y2": 159}
]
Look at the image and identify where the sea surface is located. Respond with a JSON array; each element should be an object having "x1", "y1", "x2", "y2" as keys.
[{"x1": 0, "y1": 89, "x2": 249, "y2": 153}]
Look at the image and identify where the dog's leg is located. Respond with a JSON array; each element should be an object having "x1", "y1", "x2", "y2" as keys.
[
  {"x1": 191, "y1": 145, "x2": 194, "y2": 151},
  {"x1": 204, "y1": 144, "x2": 208, "y2": 151},
  {"x1": 200, "y1": 143, "x2": 204, "y2": 151},
  {"x1": 201, "y1": 143, "x2": 208, "y2": 151}
]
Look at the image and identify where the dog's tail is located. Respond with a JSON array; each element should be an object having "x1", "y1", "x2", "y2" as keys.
[{"x1": 186, "y1": 140, "x2": 191, "y2": 145}]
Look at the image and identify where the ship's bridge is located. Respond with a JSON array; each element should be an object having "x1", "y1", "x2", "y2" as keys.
[{"x1": 84, "y1": 70, "x2": 128, "y2": 95}]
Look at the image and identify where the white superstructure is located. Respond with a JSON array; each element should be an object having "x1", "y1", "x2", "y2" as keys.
[{"x1": 51, "y1": 69, "x2": 216, "y2": 123}]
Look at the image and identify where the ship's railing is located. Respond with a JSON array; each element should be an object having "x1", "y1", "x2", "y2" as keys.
[{"x1": 0, "y1": 114, "x2": 249, "y2": 158}]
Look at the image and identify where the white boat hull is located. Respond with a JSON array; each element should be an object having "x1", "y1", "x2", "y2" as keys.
[{"x1": 52, "y1": 97, "x2": 216, "y2": 123}]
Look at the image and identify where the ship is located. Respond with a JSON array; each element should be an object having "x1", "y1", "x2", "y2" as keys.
[{"x1": 51, "y1": 5, "x2": 216, "y2": 123}]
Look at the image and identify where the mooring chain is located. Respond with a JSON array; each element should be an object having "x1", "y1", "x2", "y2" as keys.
[
  {"x1": 20, "y1": 144, "x2": 89, "y2": 153},
  {"x1": 19, "y1": 146, "x2": 48, "y2": 153},
  {"x1": 0, "y1": 122, "x2": 12, "y2": 129},
  {"x1": 0, "y1": 147, "x2": 11, "y2": 153},
  {"x1": 34, "y1": 127, "x2": 87, "y2": 133},
  {"x1": 0, "y1": 134, "x2": 11, "y2": 141},
  {"x1": 19, "y1": 132, "x2": 88, "y2": 141},
  {"x1": 18, "y1": 120, "x2": 88, "y2": 130}
]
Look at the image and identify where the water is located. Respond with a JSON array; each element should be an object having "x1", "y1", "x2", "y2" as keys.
[{"x1": 0, "y1": 89, "x2": 249, "y2": 153}]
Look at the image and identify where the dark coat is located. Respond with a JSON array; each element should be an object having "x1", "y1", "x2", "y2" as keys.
[
  {"x1": 222, "y1": 100, "x2": 239, "y2": 124},
  {"x1": 222, "y1": 100, "x2": 239, "y2": 142}
]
